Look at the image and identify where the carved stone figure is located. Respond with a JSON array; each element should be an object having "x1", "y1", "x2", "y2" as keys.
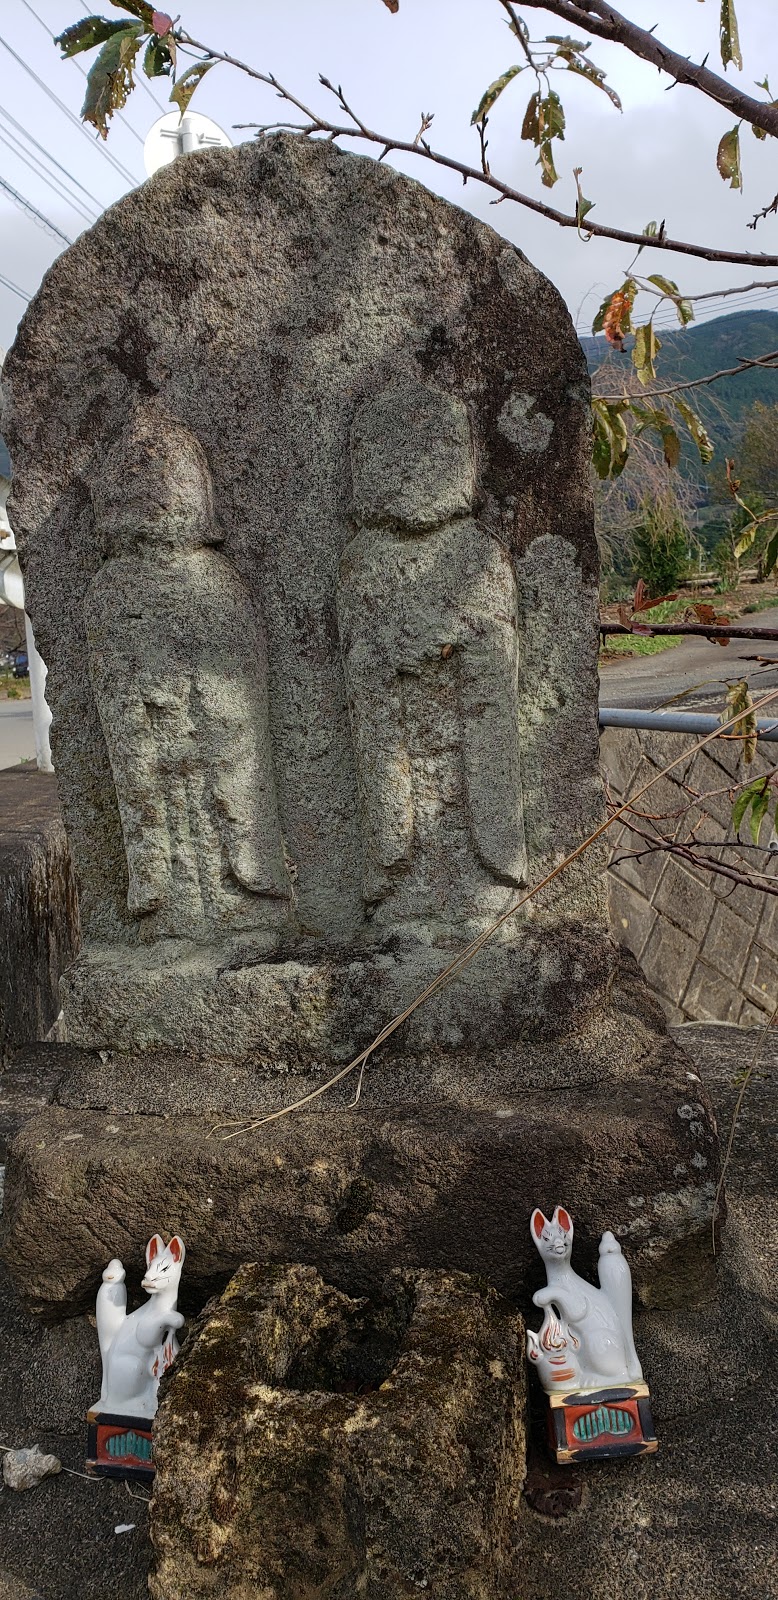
[
  {"x1": 94, "y1": 1234, "x2": 186, "y2": 1419},
  {"x1": 527, "y1": 1206, "x2": 643, "y2": 1393},
  {"x1": 337, "y1": 381, "x2": 526, "y2": 938},
  {"x1": 85, "y1": 405, "x2": 290, "y2": 942},
  {"x1": 2, "y1": 134, "x2": 720, "y2": 1327}
]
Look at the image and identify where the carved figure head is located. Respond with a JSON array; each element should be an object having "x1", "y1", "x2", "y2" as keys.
[
  {"x1": 141, "y1": 1232, "x2": 186, "y2": 1293},
  {"x1": 91, "y1": 401, "x2": 218, "y2": 553},
  {"x1": 350, "y1": 379, "x2": 476, "y2": 533},
  {"x1": 530, "y1": 1205, "x2": 574, "y2": 1264}
]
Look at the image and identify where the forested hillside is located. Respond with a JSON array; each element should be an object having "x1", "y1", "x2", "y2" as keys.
[{"x1": 581, "y1": 309, "x2": 778, "y2": 467}]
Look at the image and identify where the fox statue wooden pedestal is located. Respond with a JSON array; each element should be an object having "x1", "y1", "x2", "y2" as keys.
[
  {"x1": 546, "y1": 1383, "x2": 658, "y2": 1465},
  {"x1": 86, "y1": 1410, "x2": 155, "y2": 1481}
]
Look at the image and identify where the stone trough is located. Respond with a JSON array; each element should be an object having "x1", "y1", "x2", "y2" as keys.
[{"x1": 149, "y1": 1263, "x2": 526, "y2": 1600}]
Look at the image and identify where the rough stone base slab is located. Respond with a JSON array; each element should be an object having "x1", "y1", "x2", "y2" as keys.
[
  {"x1": 149, "y1": 1264, "x2": 526, "y2": 1600},
  {"x1": 2, "y1": 1041, "x2": 719, "y2": 1320}
]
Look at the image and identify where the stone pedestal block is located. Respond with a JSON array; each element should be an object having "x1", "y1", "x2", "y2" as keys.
[
  {"x1": 2, "y1": 973, "x2": 720, "y2": 1322},
  {"x1": 149, "y1": 1264, "x2": 526, "y2": 1600}
]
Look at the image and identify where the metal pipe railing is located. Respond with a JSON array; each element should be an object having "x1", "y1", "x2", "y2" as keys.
[{"x1": 599, "y1": 706, "x2": 778, "y2": 741}]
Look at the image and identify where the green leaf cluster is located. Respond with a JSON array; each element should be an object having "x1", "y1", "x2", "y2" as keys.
[
  {"x1": 171, "y1": 61, "x2": 215, "y2": 115},
  {"x1": 646, "y1": 274, "x2": 694, "y2": 327},
  {"x1": 471, "y1": 65, "x2": 524, "y2": 126},
  {"x1": 633, "y1": 323, "x2": 661, "y2": 386},
  {"x1": 544, "y1": 35, "x2": 622, "y2": 109},
  {"x1": 719, "y1": 0, "x2": 743, "y2": 72},
  {"x1": 78, "y1": 20, "x2": 145, "y2": 138},
  {"x1": 592, "y1": 399, "x2": 629, "y2": 479},
  {"x1": 629, "y1": 403, "x2": 681, "y2": 468},
  {"x1": 717, "y1": 125, "x2": 742, "y2": 189},
  {"x1": 732, "y1": 776, "x2": 774, "y2": 841},
  {"x1": 54, "y1": 6, "x2": 202, "y2": 138}
]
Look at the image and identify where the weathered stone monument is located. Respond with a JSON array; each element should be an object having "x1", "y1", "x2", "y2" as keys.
[{"x1": 1, "y1": 134, "x2": 718, "y2": 1320}]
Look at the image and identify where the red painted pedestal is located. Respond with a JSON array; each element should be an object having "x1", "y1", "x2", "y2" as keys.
[
  {"x1": 547, "y1": 1384, "x2": 658, "y2": 1464},
  {"x1": 86, "y1": 1410, "x2": 154, "y2": 1481}
]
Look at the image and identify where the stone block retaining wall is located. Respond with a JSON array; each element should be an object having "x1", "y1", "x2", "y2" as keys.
[
  {"x1": 602, "y1": 726, "x2": 778, "y2": 1026},
  {"x1": 0, "y1": 767, "x2": 79, "y2": 1065}
]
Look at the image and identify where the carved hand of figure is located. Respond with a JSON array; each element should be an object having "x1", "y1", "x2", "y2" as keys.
[{"x1": 125, "y1": 836, "x2": 169, "y2": 917}]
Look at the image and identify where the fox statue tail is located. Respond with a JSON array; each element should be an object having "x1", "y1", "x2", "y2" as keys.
[{"x1": 597, "y1": 1232, "x2": 643, "y2": 1381}]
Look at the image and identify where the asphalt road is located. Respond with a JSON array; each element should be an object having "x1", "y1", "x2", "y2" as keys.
[
  {"x1": 0, "y1": 700, "x2": 35, "y2": 769},
  {"x1": 598, "y1": 604, "x2": 778, "y2": 711}
]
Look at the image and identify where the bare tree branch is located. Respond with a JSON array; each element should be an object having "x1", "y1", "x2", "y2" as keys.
[
  {"x1": 611, "y1": 809, "x2": 778, "y2": 896},
  {"x1": 220, "y1": 51, "x2": 778, "y2": 268},
  {"x1": 597, "y1": 349, "x2": 778, "y2": 403},
  {"x1": 749, "y1": 192, "x2": 778, "y2": 231},
  {"x1": 641, "y1": 276, "x2": 778, "y2": 304},
  {"x1": 511, "y1": 0, "x2": 778, "y2": 137}
]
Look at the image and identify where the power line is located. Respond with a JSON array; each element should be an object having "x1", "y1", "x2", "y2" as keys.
[
  {"x1": 0, "y1": 173, "x2": 73, "y2": 245},
  {"x1": 0, "y1": 29, "x2": 140, "y2": 189},
  {"x1": 0, "y1": 270, "x2": 32, "y2": 303},
  {"x1": 0, "y1": 102, "x2": 105, "y2": 211},
  {"x1": 17, "y1": 0, "x2": 167, "y2": 124},
  {"x1": 577, "y1": 287, "x2": 778, "y2": 338},
  {"x1": 0, "y1": 124, "x2": 98, "y2": 227},
  {"x1": 650, "y1": 290, "x2": 778, "y2": 332}
]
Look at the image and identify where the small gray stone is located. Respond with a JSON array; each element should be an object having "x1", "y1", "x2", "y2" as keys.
[{"x1": 2, "y1": 1447, "x2": 61, "y2": 1492}]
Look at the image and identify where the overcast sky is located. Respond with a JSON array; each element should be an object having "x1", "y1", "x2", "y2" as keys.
[{"x1": 1, "y1": 0, "x2": 778, "y2": 354}]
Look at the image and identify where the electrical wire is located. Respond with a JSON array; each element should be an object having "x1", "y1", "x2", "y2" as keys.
[
  {"x1": 0, "y1": 102, "x2": 105, "y2": 211},
  {"x1": 0, "y1": 30, "x2": 140, "y2": 189},
  {"x1": 0, "y1": 173, "x2": 72, "y2": 244},
  {"x1": 0, "y1": 124, "x2": 98, "y2": 227},
  {"x1": 17, "y1": 0, "x2": 167, "y2": 122},
  {"x1": 577, "y1": 286, "x2": 778, "y2": 338},
  {"x1": 0, "y1": 270, "x2": 31, "y2": 302},
  {"x1": 649, "y1": 290, "x2": 778, "y2": 331}
]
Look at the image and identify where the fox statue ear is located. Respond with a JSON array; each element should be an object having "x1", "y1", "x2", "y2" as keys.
[
  {"x1": 146, "y1": 1233, "x2": 164, "y2": 1266},
  {"x1": 552, "y1": 1206, "x2": 573, "y2": 1235},
  {"x1": 168, "y1": 1235, "x2": 185, "y2": 1265},
  {"x1": 531, "y1": 1209, "x2": 547, "y2": 1241}
]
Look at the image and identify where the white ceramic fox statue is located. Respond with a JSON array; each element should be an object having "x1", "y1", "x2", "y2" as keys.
[
  {"x1": 527, "y1": 1207, "x2": 642, "y2": 1395},
  {"x1": 93, "y1": 1235, "x2": 186, "y2": 1419}
]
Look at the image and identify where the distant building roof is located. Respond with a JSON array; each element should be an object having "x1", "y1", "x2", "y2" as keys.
[{"x1": 0, "y1": 434, "x2": 10, "y2": 479}]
